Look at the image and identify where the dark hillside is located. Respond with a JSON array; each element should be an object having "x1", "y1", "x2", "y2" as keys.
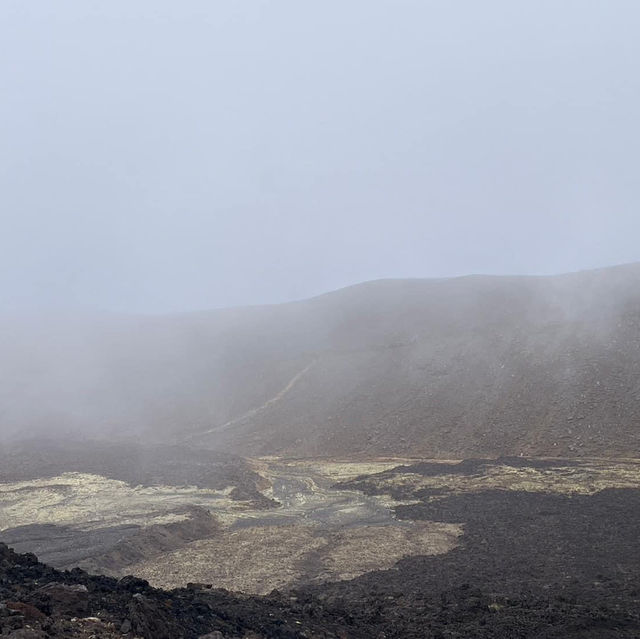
[{"x1": 1, "y1": 263, "x2": 639, "y2": 458}]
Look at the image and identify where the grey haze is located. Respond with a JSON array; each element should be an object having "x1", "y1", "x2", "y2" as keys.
[{"x1": 1, "y1": 1, "x2": 639, "y2": 313}]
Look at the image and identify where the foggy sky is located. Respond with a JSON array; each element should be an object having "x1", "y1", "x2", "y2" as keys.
[{"x1": 1, "y1": 1, "x2": 639, "y2": 314}]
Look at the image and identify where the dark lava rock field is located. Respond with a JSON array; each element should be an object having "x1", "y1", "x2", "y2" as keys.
[{"x1": 3, "y1": 461, "x2": 640, "y2": 638}]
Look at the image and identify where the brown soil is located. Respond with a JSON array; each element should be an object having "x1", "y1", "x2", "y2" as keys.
[{"x1": 2, "y1": 263, "x2": 640, "y2": 459}]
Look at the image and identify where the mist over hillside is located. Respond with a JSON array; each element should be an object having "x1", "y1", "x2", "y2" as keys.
[{"x1": 2, "y1": 263, "x2": 639, "y2": 459}]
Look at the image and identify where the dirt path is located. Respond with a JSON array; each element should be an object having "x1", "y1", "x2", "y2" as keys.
[{"x1": 184, "y1": 359, "x2": 317, "y2": 441}]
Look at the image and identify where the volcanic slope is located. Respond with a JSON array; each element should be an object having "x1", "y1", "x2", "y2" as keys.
[{"x1": 2, "y1": 262, "x2": 640, "y2": 457}]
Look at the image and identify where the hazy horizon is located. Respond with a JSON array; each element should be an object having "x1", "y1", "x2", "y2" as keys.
[
  {"x1": 0, "y1": 260, "x2": 635, "y2": 319},
  {"x1": 2, "y1": 1, "x2": 640, "y2": 314}
]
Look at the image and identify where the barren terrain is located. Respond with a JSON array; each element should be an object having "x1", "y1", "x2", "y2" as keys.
[
  {"x1": 3, "y1": 447, "x2": 640, "y2": 637},
  {"x1": 3, "y1": 444, "x2": 640, "y2": 605},
  {"x1": 3, "y1": 264, "x2": 640, "y2": 459},
  {"x1": 2, "y1": 265, "x2": 640, "y2": 636},
  {"x1": 0, "y1": 447, "x2": 462, "y2": 593}
]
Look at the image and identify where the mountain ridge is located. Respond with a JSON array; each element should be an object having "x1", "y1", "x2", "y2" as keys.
[{"x1": 1, "y1": 262, "x2": 639, "y2": 458}]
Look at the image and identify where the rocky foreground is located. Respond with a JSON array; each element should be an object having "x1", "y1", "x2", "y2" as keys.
[
  {"x1": 1, "y1": 541, "x2": 343, "y2": 639},
  {"x1": 3, "y1": 458, "x2": 640, "y2": 638}
]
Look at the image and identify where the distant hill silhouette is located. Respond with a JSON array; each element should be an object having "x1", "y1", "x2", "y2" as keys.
[{"x1": 2, "y1": 263, "x2": 639, "y2": 458}]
